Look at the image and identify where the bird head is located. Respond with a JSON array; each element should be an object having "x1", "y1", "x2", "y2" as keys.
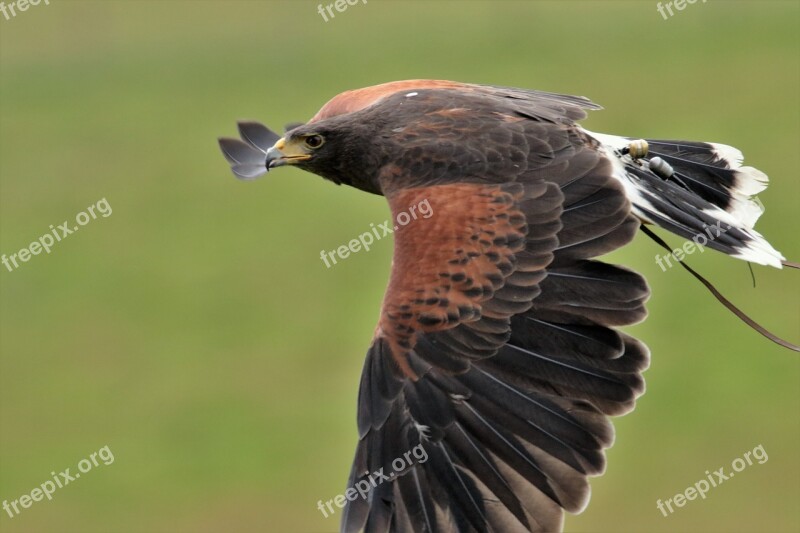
[
  {"x1": 267, "y1": 120, "x2": 386, "y2": 193},
  {"x1": 265, "y1": 129, "x2": 327, "y2": 171},
  {"x1": 219, "y1": 118, "x2": 383, "y2": 193}
]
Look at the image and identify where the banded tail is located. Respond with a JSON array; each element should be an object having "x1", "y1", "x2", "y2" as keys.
[
  {"x1": 582, "y1": 129, "x2": 785, "y2": 268},
  {"x1": 583, "y1": 129, "x2": 797, "y2": 350}
]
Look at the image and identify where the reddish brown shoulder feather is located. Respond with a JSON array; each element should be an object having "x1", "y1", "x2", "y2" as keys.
[
  {"x1": 309, "y1": 79, "x2": 470, "y2": 122},
  {"x1": 375, "y1": 183, "x2": 527, "y2": 378}
]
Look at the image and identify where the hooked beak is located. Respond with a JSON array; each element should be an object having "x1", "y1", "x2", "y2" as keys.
[{"x1": 265, "y1": 137, "x2": 312, "y2": 169}]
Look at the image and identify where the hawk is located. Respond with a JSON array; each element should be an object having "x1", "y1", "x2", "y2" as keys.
[{"x1": 219, "y1": 80, "x2": 796, "y2": 532}]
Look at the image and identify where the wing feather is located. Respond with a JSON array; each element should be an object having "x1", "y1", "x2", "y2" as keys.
[{"x1": 340, "y1": 87, "x2": 649, "y2": 533}]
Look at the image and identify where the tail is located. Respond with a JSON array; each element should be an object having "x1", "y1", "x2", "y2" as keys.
[
  {"x1": 582, "y1": 128, "x2": 798, "y2": 351},
  {"x1": 581, "y1": 129, "x2": 785, "y2": 268}
]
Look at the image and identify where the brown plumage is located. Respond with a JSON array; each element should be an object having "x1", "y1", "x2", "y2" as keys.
[{"x1": 218, "y1": 79, "x2": 794, "y2": 532}]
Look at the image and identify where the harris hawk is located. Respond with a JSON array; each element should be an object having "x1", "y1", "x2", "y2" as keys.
[{"x1": 218, "y1": 80, "x2": 797, "y2": 532}]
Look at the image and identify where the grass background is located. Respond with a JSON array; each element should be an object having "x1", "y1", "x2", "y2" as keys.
[{"x1": 0, "y1": 1, "x2": 798, "y2": 532}]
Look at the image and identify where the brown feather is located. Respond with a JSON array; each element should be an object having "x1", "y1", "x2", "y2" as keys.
[{"x1": 375, "y1": 183, "x2": 527, "y2": 379}]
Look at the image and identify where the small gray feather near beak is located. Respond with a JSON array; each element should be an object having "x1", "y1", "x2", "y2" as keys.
[{"x1": 218, "y1": 121, "x2": 282, "y2": 180}]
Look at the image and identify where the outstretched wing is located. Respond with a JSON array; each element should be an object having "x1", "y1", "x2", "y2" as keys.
[{"x1": 341, "y1": 89, "x2": 650, "y2": 533}]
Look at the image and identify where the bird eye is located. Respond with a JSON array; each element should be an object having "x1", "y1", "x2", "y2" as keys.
[{"x1": 304, "y1": 134, "x2": 324, "y2": 149}]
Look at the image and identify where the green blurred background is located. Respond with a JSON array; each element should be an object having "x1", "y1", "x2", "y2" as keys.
[{"x1": 1, "y1": 1, "x2": 798, "y2": 532}]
